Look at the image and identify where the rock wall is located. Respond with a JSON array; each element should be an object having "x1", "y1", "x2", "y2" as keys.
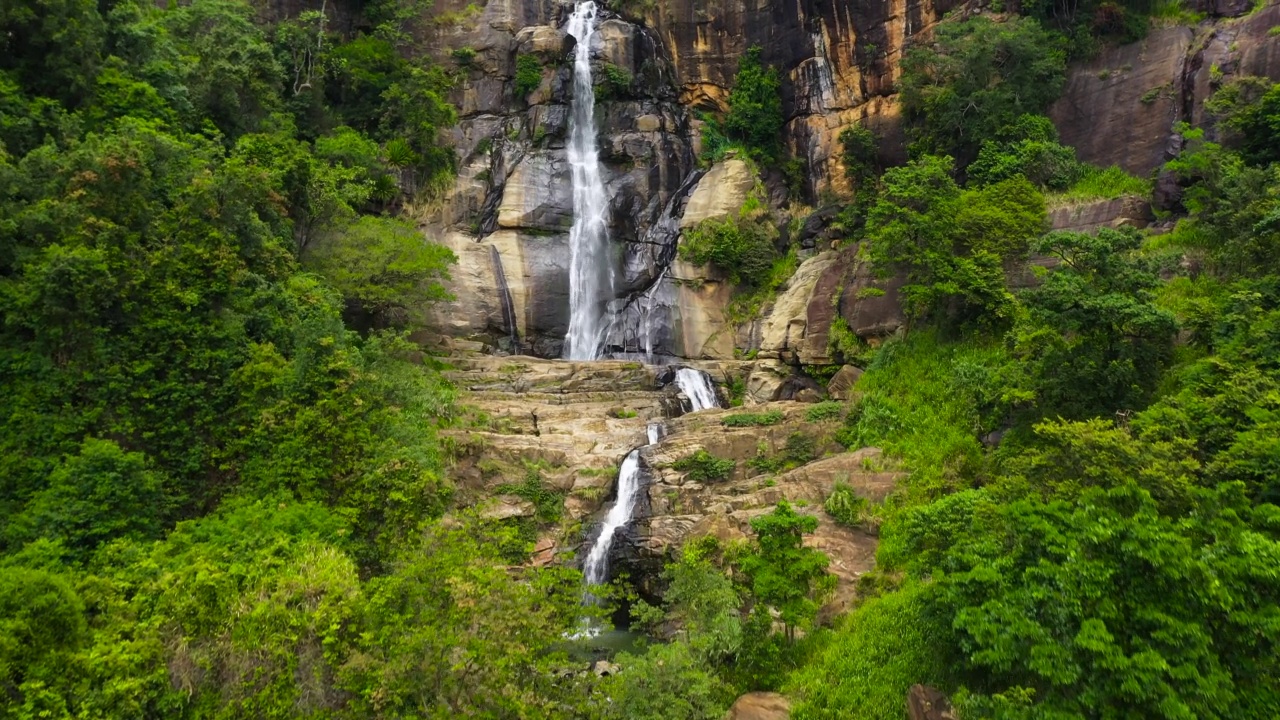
[
  {"x1": 414, "y1": 0, "x2": 969, "y2": 356},
  {"x1": 1051, "y1": 3, "x2": 1280, "y2": 177},
  {"x1": 413, "y1": 0, "x2": 1280, "y2": 360}
]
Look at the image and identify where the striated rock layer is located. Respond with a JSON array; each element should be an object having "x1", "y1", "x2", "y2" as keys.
[{"x1": 446, "y1": 354, "x2": 894, "y2": 609}]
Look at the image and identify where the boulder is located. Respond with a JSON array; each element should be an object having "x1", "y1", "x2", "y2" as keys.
[
  {"x1": 592, "y1": 660, "x2": 620, "y2": 676},
  {"x1": 907, "y1": 685, "x2": 956, "y2": 720},
  {"x1": 680, "y1": 158, "x2": 756, "y2": 228},
  {"x1": 724, "y1": 692, "x2": 790, "y2": 720},
  {"x1": 839, "y1": 261, "x2": 906, "y2": 340},
  {"x1": 514, "y1": 25, "x2": 571, "y2": 57},
  {"x1": 757, "y1": 251, "x2": 840, "y2": 363},
  {"x1": 826, "y1": 365, "x2": 863, "y2": 400}
]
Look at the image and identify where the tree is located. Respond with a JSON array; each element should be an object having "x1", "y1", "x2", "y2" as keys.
[
  {"x1": 163, "y1": 0, "x2": 282, "y2": 139},
  {"x1": 595, "y1": 641, "x2": 733, "y2": 720},
  {"x1": 378, "y1": 65, "x2": 457, "y2": 196},
  {"x1": 722, "y1": 47, "x2": 784, "y2": 163},
  {"x1": 865, "y1": 155, "x2": 1042, "y2": 323},
  {"x1": 938, "y1": 483, "x2": 1280, "y2": 719},
  {"x1": 1205, "y1": 78, "x2": 1280, "y2": 167},
  {"x1": 0, "y1": 0, "x2": 104, "y2": 105},
  {"x1": 1010, "y1": 227, "x2": 1177, "y2": 420},
  {"x1": 304, "y1": 215, "x2": 455, "y2": 330},
  {"x1": 9, "y1": 438, "x2": 168, "y2": 558},
  {"x1": 342, "y1": 517, "x2": 588, "y2": 718},
  {"x1": 229, "y1": 126, "x2": 373, "y2": 255},
  {"x1": 1165, "y1": 127, "x2": 1280, "y2": 278},
  {"x1": 738, "y1": 501, "x2": 833, "y2": 640},
  {"x1": 661, "y1": 544, "x2": 743, "y2": 662},
  {"x1": 899, "y1": 16, "x2": 1068, "y2": 164},
  {"x1": 967, "y1": 114, "x2": 1082, "y2": 190}
]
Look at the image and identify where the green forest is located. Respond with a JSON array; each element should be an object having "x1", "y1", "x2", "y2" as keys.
[{"x1": 1, "y1": 0, "x2": 1279, "y2": 717}]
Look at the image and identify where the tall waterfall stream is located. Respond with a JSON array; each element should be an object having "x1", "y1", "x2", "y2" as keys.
[
  {"x1": 557, "y1": 1, "x2": 724, "y2": 632},
  {"x1": 562, "y1": 1, "x2": 613, "y2": 361}
]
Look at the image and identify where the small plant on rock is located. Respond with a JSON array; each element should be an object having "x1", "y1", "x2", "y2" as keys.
[
  {"x1": 672, "y1": 449, "x2": 735, "y2": 482},
  {"x1": 514, "y1": 54, "x2": 542, "y2": 98}
]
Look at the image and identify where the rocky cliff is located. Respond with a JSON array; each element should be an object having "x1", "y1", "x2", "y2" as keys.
[
  {"x1": 411, "y1": 0, "x2": 979, "y2": 357},
  {"x1": 410, "y1": 0, "x2": 1279, "y2": 360}
]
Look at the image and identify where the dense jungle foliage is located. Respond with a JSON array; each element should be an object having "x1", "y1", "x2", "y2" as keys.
[
  {"x1": 635, "y1": 6, "x2": 1280, "y2": 720},
  {"x1": 0, "y1": 0, "x2": 603, "y2": 716},
  {"x1": 2, "y1": 0, "x2": 1279, "y2": 717}
]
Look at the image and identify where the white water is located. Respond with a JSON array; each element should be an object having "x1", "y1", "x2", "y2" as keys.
[
  {"x1": 562, "y1": 1, "x2": 613, "y2": 361},
  {"x1": 675, "y1": 367, "x2": 720, "y2": 412},
  {"x1": 582, "y1": 442, "x2": 646, "y2": 587}
]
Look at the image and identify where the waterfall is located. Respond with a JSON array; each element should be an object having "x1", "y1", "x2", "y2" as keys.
[
  {"x1": 489, "y1": 245, "x2": 520, "y2": 353},
  {"x1": 581, "y1": 437, "x2": 649, "y2": 588},
  {"x1": 674, "y1": 367, "x2": 720, "y2": 412},
  {"x1": 562, "y1": 1, "x2": 614, "y2": 361}
]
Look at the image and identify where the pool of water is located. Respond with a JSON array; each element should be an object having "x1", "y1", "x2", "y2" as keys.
[{"x1": 557, "y1": 628, "x2": 646, "y2": 662}]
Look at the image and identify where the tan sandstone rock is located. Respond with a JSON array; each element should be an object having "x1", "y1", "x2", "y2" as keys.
[
  {"x1": 724, "y1": 692, "x2": 790, "y2": 720},
  {"x1": 680, "y1": 158, "x2": 756, "y2": 229}
]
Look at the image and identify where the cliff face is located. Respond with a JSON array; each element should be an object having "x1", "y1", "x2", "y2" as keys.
[
  {"x1": 407, "y1": 0, "x2": 1280, "y2": 359},
  {"x1": 1051, "y1": 4, "x2": 1280, "y2": 177},
  {"x1": 639, "y1": 0, "x2": 960, "y2": 191},
  {"x1": 415, "y1": 0, "x2": 958, "y2": 356}
]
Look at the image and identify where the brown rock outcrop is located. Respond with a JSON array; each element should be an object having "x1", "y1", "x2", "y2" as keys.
[
  {"x1": 1048, "y1": 195, "x2": 1153, "y2": 233},
  {"x1": 907, "y1": 685, "x2": 957, "y2": 720},
  {"x1": 1050, "y1": 27, "x2": 1194, "y2": 177},
  {"x1": 826, "y1": 364, "x2": 864, "y2": 400},
  {"x1": 839, "y1": 253, "x2": 907, "y2": 341},
  {"x1": 725, "y1": 692, "x2": 791, "y2": 720}
]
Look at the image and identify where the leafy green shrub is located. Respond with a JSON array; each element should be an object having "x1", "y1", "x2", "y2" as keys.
[
  {"x1": 1205, "y1": 77, "x2": 1280, "y2": 166},
  {"x1": 839, "y1": 124, "x2": 881, "y2": 191},
  {"x1": 700, "y1": 46, "x2": 783, "y2": 163},
  {"x1": 721, "y1": 409, "x2": 785, "y2": 427},
  {"x1": 598, "y1": 62, "x2": 633, "y2": 100},
  {"x1": 451, "y1": 46, "x2": 477, "y2": 65},
  {"x1": 805, "y1": 401, "x2": 845, "y2": 423},
  {"x1": 672, "y1": 450, "x2": 735, "y2": 482},
  {"x1": 726, "y1": 375, "x2": 748, "y2": 407},
  {"x1": 604, "y1": 0, "x2": 657, "y2": 17},
  {"x1": 750, "y1": 433, "x2": 820, "y2": 474},
  {"x1": 823, "y1": 481, "x2": 870, "y2": 528},
  {"x1": 494, "y1": 465, "x2": 563, "y2": 524},
  {"x1": 679, "y1": 213, "x2": 779, "y2": 287},
  {"x1": 967, "y1": 114, "x2": 1083, "y2": 190},
  {"x1": 607, "y1": 407, "x2": 638, "y2": 419},
  {"x1": 597, "y1": 641, "x2": 733, "y2": 719},
  {"x1": 513, "y1": 54, "x2": 542, "y2": 98}
]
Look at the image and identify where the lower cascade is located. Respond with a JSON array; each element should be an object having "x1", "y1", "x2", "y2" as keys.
[
  {"x1": 579, "y1": 368, "x2": 722, "y2": 614},
  {"x1": 580, "y1": 434, "x2": 650, "y2": 588}
]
